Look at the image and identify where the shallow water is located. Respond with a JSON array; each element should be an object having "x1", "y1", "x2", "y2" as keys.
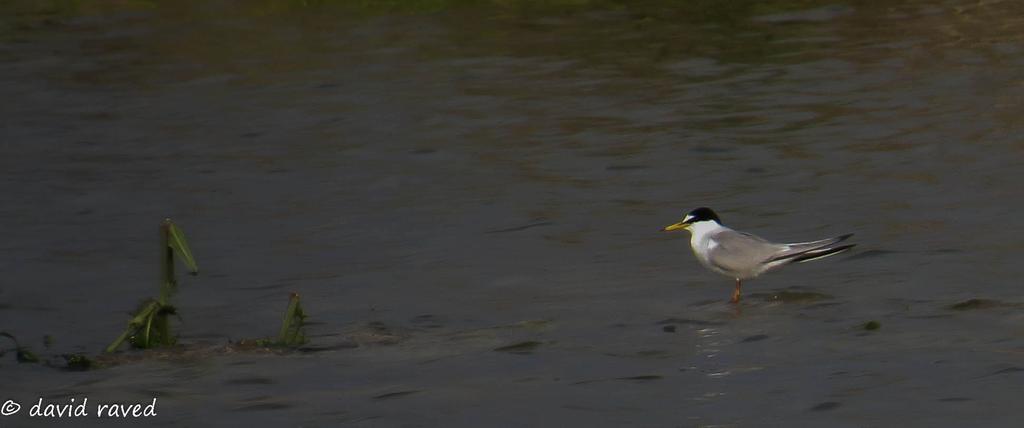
[{"x1": 3, "y1": 0, "x2": 1024, "y2": 426}]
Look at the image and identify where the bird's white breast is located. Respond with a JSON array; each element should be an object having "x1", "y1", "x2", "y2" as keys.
[{"x1": 688, "y1": 221, "x2": 725, "y2": 272}]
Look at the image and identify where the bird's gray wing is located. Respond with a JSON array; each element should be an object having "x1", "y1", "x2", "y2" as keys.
[{"x1": 706, "y1": 229, "x2": 787, "y2": 274}]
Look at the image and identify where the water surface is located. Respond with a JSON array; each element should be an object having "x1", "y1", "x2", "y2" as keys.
[{"x1": 3, "y1": 1, "x2": 1024, "y2": 426}]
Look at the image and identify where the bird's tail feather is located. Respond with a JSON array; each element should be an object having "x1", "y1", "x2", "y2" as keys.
[
  {"x1": 786, "y1": 233, "x2": 854, "y2": 250},
  {"x1": 789, "y1": 244, "x2": 856, "y2": 263},
  {"x1": 767, "y1": 233, "x2": 855, "y2": 264}
]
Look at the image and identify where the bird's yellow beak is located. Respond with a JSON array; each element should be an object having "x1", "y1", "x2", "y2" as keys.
[{"x1": 662, "y1": 221, "x2": 690, "y2": 232}]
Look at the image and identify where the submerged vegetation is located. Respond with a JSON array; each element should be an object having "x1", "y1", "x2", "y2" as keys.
[
  {"x1": 102, "y1": 219, "x2": 308, "y2": 355},
  {"x1": 106, "y1": 219, "x2": 198, "y2": 353},
  {"x1": 0, "y1": 219, "x2": 312, "y2": 370},
  {"x1": 236, "y1": 292, "x2": 310, "y2": 349},
  {"x1": 0, "y1": 331, "x2": 40, "y2": 363}
]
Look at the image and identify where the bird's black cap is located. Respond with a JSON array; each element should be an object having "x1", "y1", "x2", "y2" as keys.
[{"x1": 685, "y1": 207, "x2": 721, "y2": 224}]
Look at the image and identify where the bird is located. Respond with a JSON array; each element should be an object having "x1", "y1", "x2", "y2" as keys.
[{"x1": 662, "y1": 207, "x2": 854, "y2": 303}]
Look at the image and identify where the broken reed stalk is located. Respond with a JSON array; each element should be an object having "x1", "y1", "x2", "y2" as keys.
[
  {"x1": 161, "y1": 218, "x2": 199, "y2": 303},
  {"x1": 104, "y1": 300, "x2": 159, "y2": 353},
  {"x1": 105, "y1": 219, "x2": 198, "y2": 353},
  {"x1": 160, "y1": 219, "x2": 175, "y2": 303}
]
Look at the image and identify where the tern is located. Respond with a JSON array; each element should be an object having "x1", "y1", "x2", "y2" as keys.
[{"x1": 663, "y1": 207, "x2": 854, "y2": 303}]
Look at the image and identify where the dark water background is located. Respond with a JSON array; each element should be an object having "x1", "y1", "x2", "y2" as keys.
[{"x1": 3, "y1": 1, "x2": 1024, "y2": 426}]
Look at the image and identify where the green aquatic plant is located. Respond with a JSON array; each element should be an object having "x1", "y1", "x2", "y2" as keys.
[
  {"x1": 105, "y1": 219, "x2": 198, "y2": 353},
  {"x1": 277, "y1": 293, "x2": 307, "y2": 347},
  {"x1": 63, "y1": 353, "x2": 94, "y2": 370},
  {"x1": 235, "y1": 293, "x2": 308, "y2": 348},
  {"x1": 0, "y1": 331, "x2": 40, "y2": 363}
]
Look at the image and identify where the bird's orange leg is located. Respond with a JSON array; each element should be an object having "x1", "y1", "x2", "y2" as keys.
[{"x1": 730, "y1": 279, "x2": 742, "y2": 304}]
